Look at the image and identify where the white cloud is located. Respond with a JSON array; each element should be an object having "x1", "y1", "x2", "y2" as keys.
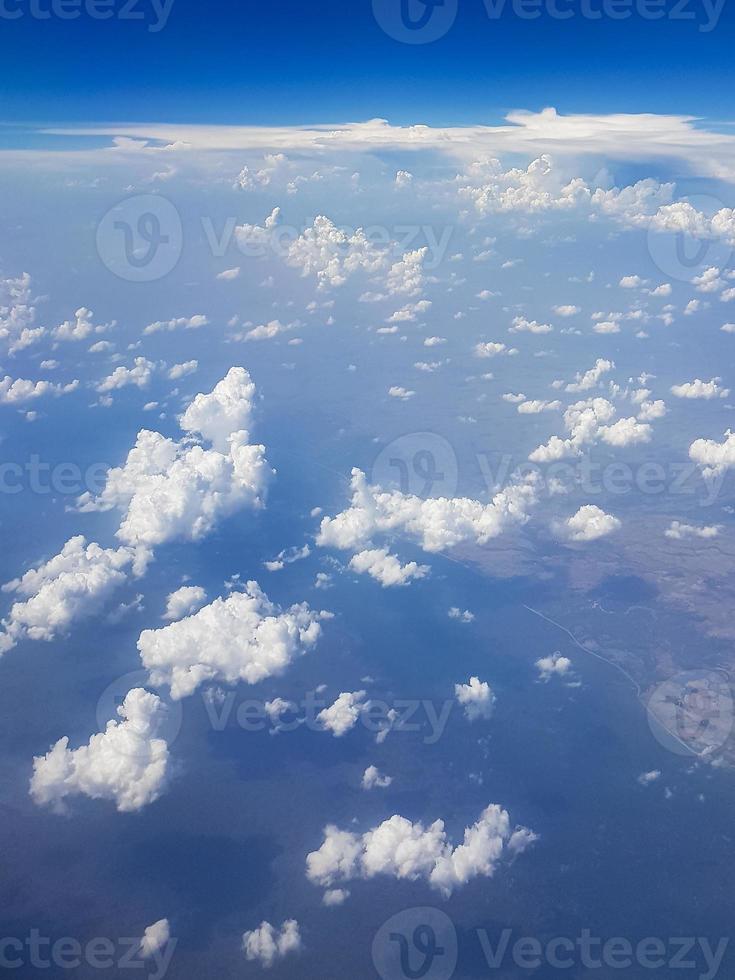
[
  {"x1": 139, "y1": 581, "x2": 327, "y2": 700},
  {"x1": 78, "y1": 368, "x2": 271, "y2": 569},
  {"x1": 637, "y1": 770, "x2": 661, "y2": 786},
  {"x1": 388, "y1": 386, "x2": 415, "y2": 401},
  {"x1": 138, "y1": 919, "x2": 171, "y2": 959},
  {"x1": 619, "y1": 275, "x2": 643, "y2": 289},
  {"x1": 510, "y1": 316, "x2": 553, "y2": 335},
  {"x1": 143, "y1": 314, "x2": 208, "y2": 335},
  {"x1": 30, "y1": 689, "x2": 170, "y2": 813},
  {"x1": 665, "y1": 521, "x2": 721, "y2": 540},
  {"x1": 553, "y1": 305, "x2": 580, "y2": 316},
  {"x1": 306, "y1": 803, "x2": 537, "y2": 900},
  {"x1": 54, "y1": 307, "x2": 114, "y2": 342},
  {"x1": 670, "y1": 378, "x2": 730, "y2": 400},
  {"x1": 0, "y1": 536, "x2": 132, "y2": 655},
  {"x1": 535, "y1": 652, "x2": 572, "y2": 681},
  {"x1": 317, "y1": 468, "x2": 538, "y2": 555},
  {"x1": 96, "y1": 357, "x2": 156, "y2": 393},
  {"x1": 0, "y1": 376, "x2": 79, "y2": 404},
  {"x1": 242, "y1": 920, "x2": 302, "y2": 968},
  {"x1": 167, "y1": 360, "x2": 198, "y2": 380},
  {"x1": 448, "y1": 607, "x2": 474, "y2": 623},
  {"x1": 562, "y1": 505, "x2": 621, "y2": 542},
  {"x1": 565, "y1": 359, "x2": 614, "y2": 393},
  {"x1": 474, "y1": 341, "x2": 518, "y2": 358},
  {"x1": 217, "y1": 267, "x2": 241, "y2": 281},
  {"x1": 349, "y1": 548, "x2": 429, "y2": 587},
  {"x1": 163, "y1": 585, "x2": 208, "y2": 620},
  {"x1": 455, "y1": 676, "x2": 496, "y2": 721},
  {"x1": 517, "y1": 399, "x2": 561, "y2": 414},
  {"x1": 0, "y1": 273, "x2": 43, "y2": 353},
  {"x1": 317, "y1": 691, "x2": 367, "y2": 737},
  {"x1": 362, "y1": 765, "x2": 392, "y2": 790},
  {"x1": 689, "y1": 429, "x2": 735, "y2": 476}
]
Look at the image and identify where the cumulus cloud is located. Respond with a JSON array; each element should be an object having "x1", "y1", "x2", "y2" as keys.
[
  {"x1": 78, "y1": 368, "x2": 271, "y2": 571},
  {"x1": 448, "y1": 607, "x2": 474, "y2": 623},
  {"x1": 665, "y1": 520, "x2": 721, "y2": 540},
  {"x1": 317, "y1": 468, "x2": 538, "y2": 557},
  {"x1": 0, "y1": 375, "x2": 78, "y2": 405},
  {"x1": 242, "y1": 920, "x2": 302, "y2": 968},
  {"x1": 565, "y1": 358, "x2": 614, "y2": 393},
  {"x1": 455, "y1": 676, "x2": 496, "y2": 721},
  {"x1": 30, "y1": 689, "x2": 170, "y2": 813},
  {"x1": 168, "y1": 360, "x2": 198, "y2": 380},
  {"x1": 306, "y1": 803, "x2": 537, "y2": 900},
  {"x1": 163, "y1": 585, "x2": 208, "y2": 620},
  {"x1": 0, "y1": 272, "x2": 43, "y2": 353},
  {"x1": 670, "y1": 378, "x2": 730, "y2": 400},
  {"x1": 96, "y1": 357, "x2": 156, "y2": 393},
  {"x1": 139, "y1": 581, "x2": 327, "y2": 699},
  {"x1": 510, "y1": 316, "x2": 553, "y2": 334},
  {"x1": 362, "y1": 765, "x2": 392, "y2": 790},
  {"x1": 54, "y1": 307, "x2": 114, "y2": 342},
  {"x1": 317, "y1": 691, "x2": 368, "y2": 737},
  {"x1": 689, "y1": 430, "x2": 735, "y2": 476},
  {"x1": 530, "y1": 396, "x2": 652, "y2": 462},
  {"x1": 561, "y1": 505, "x2": 621, "y2": 542},
  {"x1": 535, "y1": 652, "x2": 572, "y2": 680},
  {"x1": 0, "y1": 536, "x2": 133, "y2": 655},
  {"x1": 138, "y1": 919, "x2": 171, "y2": 959},
  {"x1": 143, "y1": 314, "x2": 208, "y2": 335},
  {"x1": 349, "y1": 548, "x2": 429, "y2": 587}
]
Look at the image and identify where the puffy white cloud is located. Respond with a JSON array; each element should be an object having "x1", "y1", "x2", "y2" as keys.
[
  {"x1": 317, "y1": 468, "x2": 538, "y2": 555},
  {"x1": 562, "y1": 505, "x2": 621, "y2": 542},
  {"x1": 455, "y1": 676, "x2": 495, "y2": 721},
  {"x1": 565, "y1": 359, "x2": 614, "y2": 393},
  {"x1": 517, "y1": 399, "x2": 561, "y2": 414},
  {"x1": 593, "y1": 320, "x2": 620, "y2": 334},
  {"x1": 0, "y1": 536, "x2": 132, "y2": 655},
  {"x1": 167, "y1": 360, "x2": 198, "y2": 380},
  {"x1": 143, "y1": 314, "x2": 208, "y2": 335},
  {"x1": 665, "y1": 520, "x2": 721, "y2": 540},
  {"x1": 349, "y1": 548, "x2": 429, "y2": 587},
  {"x1": 459, "y1": 155, "x2": 589, "y2": 216},
  {"x1": 96, "y1": 357, "x2": 156, "y2": 393},
  {"x1": 78, "y1": 368, "x2": 270, "y2": 569},
  {"x1": 510, "y1": 316, "x2": 553, "y2": 334},
  {"x1": 138, "y1": 919, "x2": 171, "y2": 959},
  {"x1": 0, "y1": 273, "x2": 46, "y2": 353},
  {"x1": 637, "y1": 770, "x2": 661, "y2": 786},
  {"x1": 553, "y1": 305, "x2": 580, "y2": 316},
  {"x1": 619, "y1": 275, "x2": 643, "y2": 289},
  {"x1": 163, "y1": 585, "x2": 207, "y2": 620},
  {"x1": 388, "y1": 386, "x2": 415, "y2": 401},
  {"x1": 242, "y1": 920, "x2": 302, "y2": 968},
  {"x1": 317, "y1": 691, "x2": 367, "y2": 737},
  {"x1": 0, "y1": 376, "x2": 79, "y2": 404},
  {"x1": 362, "y1": 765, "x2": 392, "y2": 790},
  {"x1": 671, "y1": 378, "x2": 730, "y2": 400},
  {"x1": 263, "y1": 543, "x2": 311, "y2": 571},
  {"x1": 217, "y1": 267, "x2": 241, "y2": 280},
  {"x1": 530, "y1": 395, "x2": 652, "y2": 463},
  {"x1": 307, "y1": 803, "x2": 537, "y2": 900},
  {"x1": 54, "y1": 307, "x2": 114, "y2": 342},
  {"x1": 637, "y1": 399, "x2": 667, "y2": 421},
  {"x1": 30, "y1": 689, "x2": 170, "y2": 813},
  {"x1": 689, "y1": 429, "x2": 735, "y2": 476},
  {"x1": 139, "y1": 581, "x2": 327, "y2": 700},
  {"x1": 692, "y1": 266, "x2": 724, "y2": 293},
  {"x1": 535, "y1": 652, "x2": 572, "y2": 680}
]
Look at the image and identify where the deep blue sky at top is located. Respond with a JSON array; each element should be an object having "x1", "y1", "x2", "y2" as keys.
[{"x1": 1, "y1": 0, "x2": 734, "y2": 126}]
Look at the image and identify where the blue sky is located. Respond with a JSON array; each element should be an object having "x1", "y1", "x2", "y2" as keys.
[{"x1": 2, "y1": 0, "x2": 734, "y2": 124}]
